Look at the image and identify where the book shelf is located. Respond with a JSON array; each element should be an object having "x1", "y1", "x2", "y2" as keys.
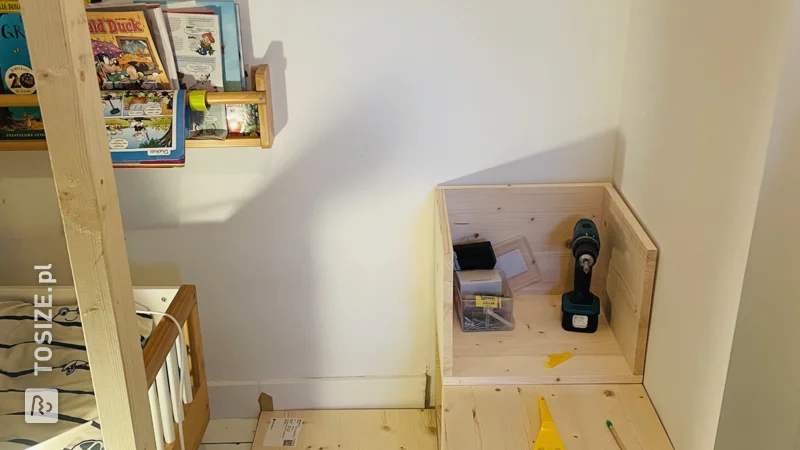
[{"x1": 0, "y1": 64, "x2": 275, "y2": 151}]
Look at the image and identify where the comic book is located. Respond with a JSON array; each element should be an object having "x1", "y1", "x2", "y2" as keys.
[
  {"x1": 140, "y1": 0, "x2": 255, "y2": 137},
  {"x1": 164, "y1": 10, "x2": 226, "y2": 140},
  {"x1": 0, "y1": 0, "x2": 44, "y2": 140},
  {"x1": 87, "y1": 10, "x2": 171, "y2": 90},
  {"x1": 225, "y1": 103, "x2": 259, "y2": 138},
  {"x1": 103, "y1": 89, "x2": 186, "y2": 167},
  {"x1": 138, "y1": 0, "x2": 244, "y2": 91}
]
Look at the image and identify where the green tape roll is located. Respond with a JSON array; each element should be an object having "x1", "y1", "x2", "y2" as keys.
[{"x1": 188, "y1": 90, "x2": 208, "y2": 112}]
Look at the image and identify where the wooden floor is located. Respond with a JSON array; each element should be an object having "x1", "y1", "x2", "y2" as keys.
[
  {"x1": 451, "y1": 294, "x2": 641, "y2": 385},
  {"x1": 201, "y1": 410, "x2": 437, "y2": 450},
  {"x1": 443, "y1": 384, "x2": 673, "y2": 450}
]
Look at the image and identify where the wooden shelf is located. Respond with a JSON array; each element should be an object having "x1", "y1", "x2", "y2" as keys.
[
  {"x1": 252, "y1": 409, "x2": 438, "y2": 450},
  {"x1": 0, "y1": 64, "x2": 275, "y2": 151},
  {"x1": 443, "y1": 384, "x2": 673, "y2": 450},
  {"x1": 450, "y1": 294, "x2": 641, "y2": 385},
  {"x1": 0, "y1": 135, "x2": 263, "y2": 151}
]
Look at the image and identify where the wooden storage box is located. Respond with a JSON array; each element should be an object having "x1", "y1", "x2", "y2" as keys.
[
  {"x1": 435, "y1": 183, "x2": 658, "y2": 385},
  {"x1": 433, "y1": 183, "x2": 671, "y2": 449}
]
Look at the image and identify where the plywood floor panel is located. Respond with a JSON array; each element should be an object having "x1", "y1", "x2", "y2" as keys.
[
  {"x1": 451, "y1": 295, "x2": 640, "y2": 384},
  {"x1": 443, "y1": 384, "x2": 673, "y2": 450}
]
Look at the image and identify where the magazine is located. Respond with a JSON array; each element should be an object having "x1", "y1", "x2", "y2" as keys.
[
  {"x1": 0, "y1": 1, "x2": 45, "y2": 140},
  {"x1": 103, "y1": 89, "x2": 186, "y2": 167},
  {"x1": 85, "y1": 2, "x2": 180, "y2": 89},
  {"x1": 88, "y1": 10, "x2": 171, "y2": 90},
  {"x1": 164, "y1": 10, "x2": 227, "y2": 139},
  {"x1": 140, "y1": 0, "x2": 244, "y2": 91}
]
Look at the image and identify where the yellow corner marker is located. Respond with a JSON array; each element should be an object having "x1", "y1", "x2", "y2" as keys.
[
  {"x1": 544, "y1": 351, "x2": 573, "y2": 369},
  {"x1": 534, "y1": 397, "x2": 566, "y2": 450}
]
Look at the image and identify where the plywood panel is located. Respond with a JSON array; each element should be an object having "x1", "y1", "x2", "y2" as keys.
[
  {"x1": 444, "y1": 184, "x2": 606, "y2": 294},
  {"x1": 251, "y1": 409, "x2": 438, "y2": 450},
  {"x1": 443, "y1": 384, "x2": 673, "y2": 450},
  {"x1": 601, "y1": 186, "x2": 658, "y2": 374},
  {"x1": 450, "y1": 295, "x2": 640, "y2": 385}
]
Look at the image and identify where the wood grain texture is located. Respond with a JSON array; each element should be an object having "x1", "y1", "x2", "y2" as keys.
[
  {"x1": 144, "y1": 285, "x2": 198, "y2": 386},
  {"x1": 601, "y1": 186, "x2": 658, "y2": 375},
  {"x1": 434, "y1": 189, "x2": 454, "y2": 378},
  {"x1": 442, "y1": 384, "x2": 673, "y2": 450},
  {"x1": 18, "y1": 0, "x2": 156, "y2": 448},
  {"x1": 450, "y1": 295, "x2": 640, "y2": 385},
  {"x1": 251, "y1": 409, "x2": 438, "y2": 450},
  {"x1": 254, "y1": 65, "x2": 275, "y2": 149},
  {"x1": 433, "y1": 188, "x2": 453, "y2": 450},
  {"x1": 443, "y1": 184, "x2": 606, "y2": 294}
]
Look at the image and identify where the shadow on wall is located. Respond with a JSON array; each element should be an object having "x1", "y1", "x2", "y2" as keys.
[
  {"x1": 237, "y1": 0, "x2": 289, "y2": 138},
  {"x1": 442, "y1": 130, "x2": 618, "y2": 185},
  {"x1": 120, "y1": 87, "x2": 424, "y2": 411},
  {"x1": 0, "y1": 151, "x2": 72, "y2": 285}
]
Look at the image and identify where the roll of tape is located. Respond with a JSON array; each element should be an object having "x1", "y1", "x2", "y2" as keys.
[{"x1": 188, "y1": 90, "x2": 208, "y2": 112}]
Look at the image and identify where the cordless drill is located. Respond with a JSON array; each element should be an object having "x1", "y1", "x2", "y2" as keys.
[{"x1": 561, "y1": 218, "x2": 601, "y2": 333}]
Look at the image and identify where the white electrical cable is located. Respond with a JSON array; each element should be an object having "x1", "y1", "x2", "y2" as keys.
[{"x1": 138, "y1": 310, "x2": 188, "y2": 450}]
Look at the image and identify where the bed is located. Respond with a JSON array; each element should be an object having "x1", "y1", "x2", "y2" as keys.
[{"x1": 0, "y1": 285, "x2": 209, "y2": 450}]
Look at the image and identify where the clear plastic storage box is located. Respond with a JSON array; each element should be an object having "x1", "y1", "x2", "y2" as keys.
[{"x1": 455, "y1": 270, "x2": 515, "y2": 332}]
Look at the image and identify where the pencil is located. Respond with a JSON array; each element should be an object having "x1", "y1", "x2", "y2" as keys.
[{"x1": 606, "y1": 420, "x2": 628, "y2": 450}]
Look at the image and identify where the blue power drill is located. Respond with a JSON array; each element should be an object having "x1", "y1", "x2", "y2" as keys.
[{"x1": 561, "y1": 218, "x2": 601, "y2": 333}]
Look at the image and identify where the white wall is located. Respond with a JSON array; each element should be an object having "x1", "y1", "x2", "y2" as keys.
[
  {"x1": 0, "y1": 0, "x2": 630, "y2": 417},
  {"x1": 715, "y1": 3, "x2": 800, "y2": 448},
  {"x1": 614, "y1": 0, "x2": 795, "y2": 448}
]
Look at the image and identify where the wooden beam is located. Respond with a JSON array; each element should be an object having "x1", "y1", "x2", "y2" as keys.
[
  {"x1": 18, "y1": 0, "x2": 157, "y2": 448},
  {"x1": 143, "y1": 285, "x2": 197, "y2": 386}
]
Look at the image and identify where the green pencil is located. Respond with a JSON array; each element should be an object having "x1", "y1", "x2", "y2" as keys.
[{"x1": 606, "y1": 420, "x2": 628, "y2": 450}]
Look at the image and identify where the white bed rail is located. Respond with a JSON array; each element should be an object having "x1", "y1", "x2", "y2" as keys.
[{"x1": 147, "y1": 336, "x2": 194, "y2": 450}]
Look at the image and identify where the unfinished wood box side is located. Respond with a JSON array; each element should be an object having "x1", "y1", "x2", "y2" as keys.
[
  {"x1": 443, "y1": 183, "x2": 607, "y2": 295},
  {"x1": 434, "y1": 189, "x2": 454, "y2": 378},
  {"x1": 433, "y1": 188, "x2": 453, "y2": 449},
  {"x1": 600, "y1": 186, "x2": 658, "y2": 375}
]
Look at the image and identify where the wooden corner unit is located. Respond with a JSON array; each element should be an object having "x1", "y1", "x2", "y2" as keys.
[{"x1": 434, "y1": 182, "x2": 671, "y2": 449}]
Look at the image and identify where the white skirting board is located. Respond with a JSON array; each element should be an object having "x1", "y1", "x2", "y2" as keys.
[{"x1": 208, "y1": 375, "x2": 428, "y2": 419}]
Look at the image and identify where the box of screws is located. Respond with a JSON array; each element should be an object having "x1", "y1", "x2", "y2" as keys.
[{"x1": 455, "y1": 270, "x2": 515, "y2": 332}]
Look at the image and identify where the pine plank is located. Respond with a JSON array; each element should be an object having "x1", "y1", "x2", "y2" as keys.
[
  {"x1": 600, "y1": 186, "x2": 658, "y2": 375},
  {"x1": 18, "y1": 0, "x2": 156, "y2": 448},
  {"x1": 450, "y1": 295, "x2": 640, "y2": 385},
  {"x1": 443, "y1": 385, "x2": 673, "y2": 450}
]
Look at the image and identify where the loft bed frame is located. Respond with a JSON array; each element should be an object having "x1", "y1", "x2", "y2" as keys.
[
  {"x1": 1, "y1": 285, "x2": 208, "y2": 450},
  {"x1": 1, "y1": 0, "x2": 266, "y2": 448}
]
